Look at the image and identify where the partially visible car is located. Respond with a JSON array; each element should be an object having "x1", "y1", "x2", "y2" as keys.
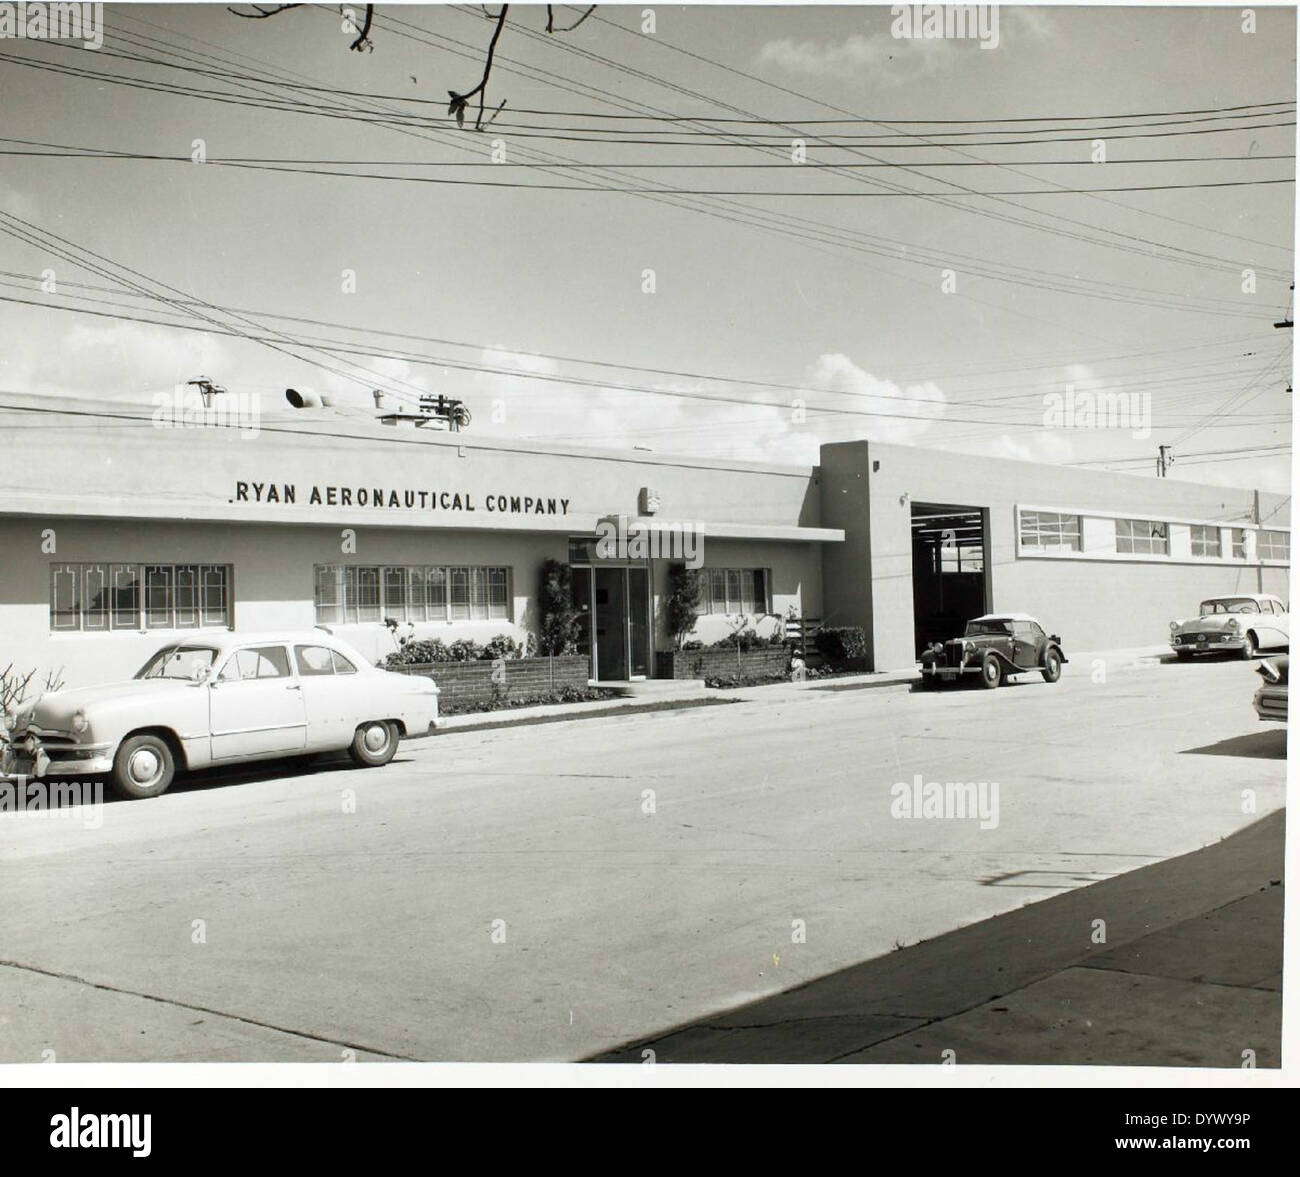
[
  {"x1": 1170, "y1": 593, "x2": 1288, "y2": 659},
  {"x1": 919, "y1": 614, "x2": 1067, "y2": 690},
  {"x1": 0, "y1": 632, "x2": 439, "y2": 799},
  {"x1": 1253, "y1": 656, "x2": 1288, "y2": 724}
]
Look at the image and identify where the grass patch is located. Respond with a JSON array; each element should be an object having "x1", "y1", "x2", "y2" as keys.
[{"x1": 435, "y1": 695, "x2": 741, "y2": 734}]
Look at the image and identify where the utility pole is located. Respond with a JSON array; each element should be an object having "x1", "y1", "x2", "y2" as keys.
[
  {"x1": 1274, "y1": 282, "x2": 1293, "y2": 329},
  {"x1": 1156, "y1": 444, "x2": 1174, "y2": 477}
]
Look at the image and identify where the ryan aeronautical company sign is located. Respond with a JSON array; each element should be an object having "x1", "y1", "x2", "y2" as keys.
[{"x1": 231, "y1": 481, "x2": 571, "y2": 516}]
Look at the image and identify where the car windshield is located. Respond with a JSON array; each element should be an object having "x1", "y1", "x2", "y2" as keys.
[
  {"x1": 965, "y1": 619, "x2": 1013, "y2": 636},
  {"x1": 1200, "y1": 598, "x2": 1260, "y2": 615},
  {"x1": 135, "y1": 646, "x2": 220, "y2": 680}
]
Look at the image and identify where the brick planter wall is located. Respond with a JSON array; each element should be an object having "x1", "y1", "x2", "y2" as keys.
[
  {"x1": 656, "y1": 646, "x2": 791, "y2": 680},
  {"x1": 389, "y1": 655, "x2": 591, "y2": 707}
]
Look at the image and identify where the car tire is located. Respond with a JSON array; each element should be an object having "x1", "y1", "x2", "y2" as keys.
[
  {"x1": 1175, "y1": 650, "x2": 1193, "y2": 661},
  {"x1": 111, "y1": 733, "x2": 176, "y2": 799},
  {"x1": 348, "y1": 720, "x2": 399, "y2": 768},
  {"x1": 1041, "y1": 647, "x2": 1063, "y2": 683},
  {"x1": 1240, "y1": 632, "x2": 1257, "y2": 660},
  {"x1": 979, "y1": 654, "x2": 1002, "y2": 690}
]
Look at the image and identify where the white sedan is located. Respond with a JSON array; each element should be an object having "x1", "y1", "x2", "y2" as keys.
[
  {"x1": 1169, "y1": 593, "x2": 1289, "y2": 659},
  {"x1": 0, "y1": 632, "x2": 439, "y2": 799}
]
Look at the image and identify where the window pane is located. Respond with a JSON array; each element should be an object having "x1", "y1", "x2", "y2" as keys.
[
  {"x1": 314, "y1": 565, "x2": 343, "y2": 624},
  {"x1": 355, "y1": 567, "x2": 380, "y2": 622},
  {"x1": 753, "y1": 570, "x2": 768, "y2": 613},
  {"x1": 295, "y1": 645, "x2": 335, "y2": 676},
  {"x1": 488, "y1": 567, "x2": 509, "y2": 620},
  {"x1": 175, "y1": 565, "x2": 199, "y2": 627},
  {"x1": 51, "y1": 565, "x2": 80, "y2": 631},
  {"x1": 83, "y1": 564, "x2": 109, "y2": 630},
  {"x1": 331, "y1": 650, "x2": 358, "y2": 675},
  {"x1": 450, "y1": 568, "x2": 469, "y2": 620},
  {"x1": 111, "y1": 564, "x2": 140, "y2": 629},
  {"x1": 144, "y1": 564, "x2": 173, "y2": 629},
  {"x1": 200, "y1": 565, "x2": 229, "y2": 626},
  {"x1": 426, "y1": 567, "x2": 447, "y2": 618},
  {"x1": 725, "y1": 569, "x2": 741, "y2": 613},
  {"x1": 406, "y1": 567, "x2": 427, "y2": 623},
  {"x1": 470, "y1": 567, "x2": 488, "y2": 619},
  {"x1": 383, "y1": 566, "x2": 407, "y2": 620}
]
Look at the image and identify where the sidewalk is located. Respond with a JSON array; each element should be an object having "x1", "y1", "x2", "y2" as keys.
[
  {"x1": 429, "y1": 647, "x2": 1173, "y2": 734},
  {"x1": 591, "y1": 809, "x2": 1284, "y2": 1066}
]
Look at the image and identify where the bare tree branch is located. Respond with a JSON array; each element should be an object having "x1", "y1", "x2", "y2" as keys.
[
  {"x1": 227, "y1": 4, "x2": 304, "y2": 19},
  {"x1": 550, "y1": 5, "x2": 596, "y2": 33},
  {"x1": 447, "y1": 4, "x2": 509, "y2": 131}
]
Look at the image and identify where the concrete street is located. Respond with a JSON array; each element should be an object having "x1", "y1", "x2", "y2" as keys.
[{"x1": 0, "y1": 651, "x2": 1285, "y2": 1063}]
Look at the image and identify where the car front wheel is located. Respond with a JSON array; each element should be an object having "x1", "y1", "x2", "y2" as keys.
[
  {"x1": 348, "y1": 720, "x2": 399, "y2": 768},
  {"x1": 1041, "y1": 647, "x2": 1063, "y2": 683},
  {"x1": 1240, "y1": 632, "x2": 1257, "y2": 660},
  {"x1": 979, "y1": 654, "x2": 1003, "y2": 689},
  {"x1": 111, "y1": 733, "x2": 176, "y2": 799}
]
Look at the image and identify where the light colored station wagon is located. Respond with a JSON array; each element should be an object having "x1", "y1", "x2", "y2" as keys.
[{"x1": 1, "y1": 632, "x2": 439, "y2": 799}]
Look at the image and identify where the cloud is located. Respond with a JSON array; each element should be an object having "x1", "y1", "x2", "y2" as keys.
[
  {"x1": 756, "y1": 31, "x2": 953, "y2": 83},
  {"x1": 804, "y1": 352, "x2": 946, "y2": 445}
]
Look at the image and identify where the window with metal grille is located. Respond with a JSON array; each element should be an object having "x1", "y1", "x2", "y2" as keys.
[
  {"x1": 50, "y1": 563, "x2": 232, "y2": 631},
  {"x1": 313, "y1": 565, "x2": 511, "y2": 624}
]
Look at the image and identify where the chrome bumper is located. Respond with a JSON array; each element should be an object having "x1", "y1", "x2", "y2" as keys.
[{"x1": 0, "y1": 737, "x2": 114, "y2": 779}]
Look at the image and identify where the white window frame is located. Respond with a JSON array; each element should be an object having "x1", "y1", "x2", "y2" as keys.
[{"x1": 313, "y1": 564, "x2": 513, "y2": 624}]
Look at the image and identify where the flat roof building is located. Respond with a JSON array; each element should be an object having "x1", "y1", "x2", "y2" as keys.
[{"x1": 0, "y1": 391, "x2": 1289, "y2": 687}]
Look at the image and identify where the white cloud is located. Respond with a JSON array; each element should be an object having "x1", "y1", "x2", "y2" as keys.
[
  {"x1": 804, "y1": 352, "x2": 946, "y2": 445},
  {"x1": 756, "y1": 31, "x2": 952, "y2": 83}
]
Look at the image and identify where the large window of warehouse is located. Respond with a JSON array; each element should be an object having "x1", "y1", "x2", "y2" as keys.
[
  {"x1": 50, "y1": 563, "x2": 231, "y2": 631},
  {"x1": 1019, "y1": 510, "x2": 1081, "y2": 553},
  {"x1": 1115, "y1": 519, "x2": 1169, "y2": 556},
  {"x1": 1257, "y1": 530, "x2": 1290, "y2": 561},
  {"x1": 314, "y1": 565, "x2": 510, "y2": 624},
  {"x1": 698, "y1": 568, "x2": 771, "y2": 615},
  {"x1": 1189, "y1": 524, "x2": 1222, "y2": 558}
]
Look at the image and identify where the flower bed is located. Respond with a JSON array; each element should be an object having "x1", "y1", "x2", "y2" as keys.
[
  {"x1": 388, "y1": 654, "x2": 592, "y2": 710},
  {"x1": 656, "y1": 646, "x2": 792, "y2": 681}
]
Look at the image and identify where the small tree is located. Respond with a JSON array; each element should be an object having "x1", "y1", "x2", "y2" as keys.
[
  {"x1": 665, "y1": 564, "x2": 702, "y2": 650},
  {"x1": 537, "y1": 558, "x2": 583, "y2": 655}
]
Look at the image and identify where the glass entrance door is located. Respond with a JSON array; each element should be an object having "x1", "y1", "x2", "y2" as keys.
[
  {"x1": 594, "y1": 567, "x2": 628, "y2": 682},
  {"x1": 627, "y1": 566, "x2": 649, "y2": 677}
]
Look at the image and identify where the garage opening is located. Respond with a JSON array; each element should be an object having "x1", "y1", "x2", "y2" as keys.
[{"x1": 911, "y1": 503, "x2": 989, "y2": 656}]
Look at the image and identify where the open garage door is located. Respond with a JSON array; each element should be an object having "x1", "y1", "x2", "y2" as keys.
[{"x1": 911, "y1": 503, "x2": 990, "y2": 657}]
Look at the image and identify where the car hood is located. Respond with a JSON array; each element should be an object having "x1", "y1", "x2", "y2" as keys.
[
  {"x1": 18, "y1": 679, "x2": 199, "y2": 730},
  {"x1": 1172, "y1": 614, "x2": 1245, "y2": 632}
]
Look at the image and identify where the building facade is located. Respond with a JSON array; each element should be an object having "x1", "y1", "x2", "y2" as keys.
[{"x1": 0, "y1": 393, "x2": 1289, "y2": 688}]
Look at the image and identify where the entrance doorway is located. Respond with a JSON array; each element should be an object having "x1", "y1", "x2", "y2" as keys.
[
  {"x1": 573, "y1": 562, "x2": 651, "y2": 682},
  {"x1": 910, "y1": 502, "x2": 990, "y2": 656}
]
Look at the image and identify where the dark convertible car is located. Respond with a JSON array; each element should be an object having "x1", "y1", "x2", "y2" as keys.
[{"x1": 919, "y1": 613, "x2": 1067, "y2": 689}]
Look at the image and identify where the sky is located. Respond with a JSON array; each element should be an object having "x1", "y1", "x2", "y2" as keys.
[{"x1": 0, "y1": 2, "x2": 1295, "y2": 491}]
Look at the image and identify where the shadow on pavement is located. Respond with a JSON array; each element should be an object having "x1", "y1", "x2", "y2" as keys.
[{"x1": 1181, "y1": 728, "x2": 1286, "y2": 760}]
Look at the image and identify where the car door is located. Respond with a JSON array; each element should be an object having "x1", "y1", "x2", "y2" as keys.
[
  {"x1": 208, "y1": 644, "x2": 308, "y2": 760},
  {"x1": 1255, "y1": 599, "x2": 1289, "y2": 652},
  {"x1": 293, "y1": 644, "x2": 360, "y2": 750},
  {"x1": 1011, "y1": 622, "x2": 1039, "y2": 669}
]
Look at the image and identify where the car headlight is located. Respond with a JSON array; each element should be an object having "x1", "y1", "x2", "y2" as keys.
[
  {"x1": 71, "y1": 710, "x2": 89, "y2": 734},
  {"x1": 1226, "y1": 618, "x2": 1240, "y2": 633},
  {"x1": 1169, "y1": 620, "x2": 1178, "y2": 633},
  {"x1": 964, "y1": 642, "x2": 976, "y2": 655}
]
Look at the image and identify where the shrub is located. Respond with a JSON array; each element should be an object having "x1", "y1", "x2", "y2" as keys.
[
  {"x1": 665, "y1": 564, "x2": 702, "y2": 650},
  {"x1": 814, "y1": 626, "x2": 869, "y2": 668},
  {"x1": 482, "y1": 633, "x2": 525, "y2": 660},
  {"x1": 538, "y1": 558, "x2": 583, "y2": 656},
  {"x1": 709, "y1": 616, "x2": 784, "y2": 651},
  {"x1": 383, "y1": 638, "x2": 450, "y2": 666},
  {"x1": 446, "y1": 638, "x2": 485, "y2": 662}
]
